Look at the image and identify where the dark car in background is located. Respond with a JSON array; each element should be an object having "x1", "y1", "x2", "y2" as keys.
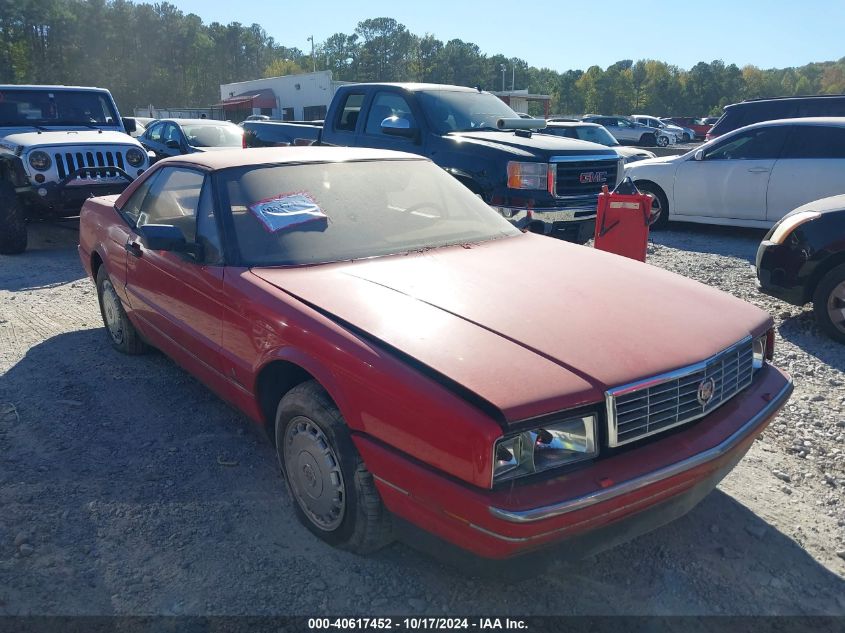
[
  {"x1": 139, "y1": 118, "x2": 244, "y2": 161},
  {"x1": 706, "y1": 94, "x2": 845, "y2": 140},
  {"x1": 756, "y1": 194, "x2": 845, "y2": 343}
]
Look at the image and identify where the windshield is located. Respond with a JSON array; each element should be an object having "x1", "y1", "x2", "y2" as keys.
[
  {"x1": 219, "y1": 159, "x2": 520, "y2": 266},
  {"x1": 0, "y1": 88, "x2": 119, "y2": 127},
  {"x1": 573, "y1": 125, "x2": 619, "y2": 146},
  {"x1": 418, "y1": 90, "x2": 518, "y2": 133},
  {"x1": 182, "y1": 123, "x2": 243, "y2": 148}
]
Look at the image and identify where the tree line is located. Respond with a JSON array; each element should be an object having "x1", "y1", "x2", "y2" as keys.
[{"x1": 1, "y1": 1, "x2": 843, "y2": 117}]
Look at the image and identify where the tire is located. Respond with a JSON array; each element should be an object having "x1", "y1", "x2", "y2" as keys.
[
  {"x1": 275, "y1": 380, "x2": 394, "y2": 554},
  {"x1": 0, "y1": 181, "x2": 28, "y2": 255},
  {"x1": 812, "y1": 263, "x2": 845, "y2": 344},
  {"x1": 635, "y1": 181, "x2": 670, "y2": 230},
  {"x1": 640, "y1": 133, "x2": 656, "y2": 147},
  {"x1": 656, "y1": 135, "x2": 669, "y2": 148},
  {"x1": 95, "y1": 266, "x2": 147, "y2": 354},
  {"x1": 682, "y1": 133, "x2": 691, "y2": 143}
]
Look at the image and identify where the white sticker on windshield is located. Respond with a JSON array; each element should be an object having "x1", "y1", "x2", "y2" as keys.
[{"x1": 248, "y1": 192, "x2": 327, "y2": 232}]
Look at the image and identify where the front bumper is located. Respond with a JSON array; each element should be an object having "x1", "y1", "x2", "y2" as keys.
[
  {"x1": 496, "y1": 205, "x2": 597, "y2": 244},
  {"x1": 755, "y1": 239, "x2": 809, "y2": 306},
  {"x1": 17, "y1": 166, "x2": 134, "y2": 213},
  {"x1": 355, "y1": 365, "x2": 792, "y2": 560}
]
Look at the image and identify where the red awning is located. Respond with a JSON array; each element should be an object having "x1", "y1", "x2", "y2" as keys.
[{"x1": 216, "y1": 89, "x2": 276, "y2": 110}]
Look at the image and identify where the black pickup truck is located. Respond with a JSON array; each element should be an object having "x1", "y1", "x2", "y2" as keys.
[{"x1": 242, "y1": 83, "x2": 622, "y2": 242}]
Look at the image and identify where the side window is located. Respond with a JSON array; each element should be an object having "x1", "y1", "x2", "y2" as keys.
[
  {"x1": 147, "y1": 122, "x2": 163, "y2": 142},
  {"x1": 797, "y1": 99, "x2": 845, "y2": 117},
  {"x1": 120, "y1": 172, "x2": 160, "y2": 225},
  {"x1": 137, "y1": 167, "x2": 205, "y2": 242},
  {"x1": 335, "y1": 93, "x2": 364, "y2": 131},
  {"x1": 365, "y1": 92, "x2": 416, "y2": 136},
  {"x1": 196, "y1": 182, "x2": 224, "y2": 264},
  {"x1": 781, "y1": 126, "x2": 845, "y2": 159},
  {"x1": 704, "y1": 126, "x2": 789, "y2": 161},
  {"x1": 617, "y1": 119, "x2": 632, "y2": 128},
  {"x1": 163, "y1": 123, "x2": 181, "y2": 145}
]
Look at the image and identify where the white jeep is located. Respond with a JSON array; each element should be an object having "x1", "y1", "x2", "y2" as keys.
[{"x1": 0, "y1": 85, "x2": 151, "y2": 254}]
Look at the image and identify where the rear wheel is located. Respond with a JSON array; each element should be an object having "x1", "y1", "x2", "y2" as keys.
[
  {"x1": 0, "y1": 182, "x2": 27, "y2": 255},
  {"x1": 813, "y1": 263, "x2": 845, "y2": 344},
  {"x1": 635, "y1": 181, "x2": 670, "y2": 230},
  {"x1": 95, "y1": 266, "x2": 147, "y2": 354},
  {"x1": 276, "y1": 380, "x2": 394, "y2": 554},
  {"x1": 639, "y1": 133, "x2": 656, "y2": 147},
  {"x1": 681, "y1": 132, "x2": 691, "y2": 143}
]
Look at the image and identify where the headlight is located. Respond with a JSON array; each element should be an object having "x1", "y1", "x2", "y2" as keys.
[
  {"x1": 507, "y1": 161, "x2": 549, "y2": 190},
  {"x1": 768, "y1": 211, "x2": 820, "y2": 245},
  {"x1": 126, "y1": 147, "x2": 145, "y2": 167},
  {"x1": 28, "y1": 151, "x2": 51, "y2": 171},
  {"x1": 492, "y1": 414, "x2": 598, "y2": 483},
  {"x1": 752, "y1": 329, "x2": 774, "y2": 372}
]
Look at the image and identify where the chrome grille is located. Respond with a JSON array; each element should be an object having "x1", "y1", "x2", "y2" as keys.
[
  {"x1": 53, "y1": 147, "x2": 128, "y2": 180},
  {"x1": 554, "y1": 157, "x2": 619, "y2": 197},
  {"x1": 606, "y1": 337, "x2": 754, "y2": 447}
]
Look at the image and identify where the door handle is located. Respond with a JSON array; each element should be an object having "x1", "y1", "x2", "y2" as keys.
[
  {"x1": 748, "y1": 167, "x2": 770, "y2": 173},
  {"x1": 125, "y1": 241, "x2": 142, "y2": 258}
]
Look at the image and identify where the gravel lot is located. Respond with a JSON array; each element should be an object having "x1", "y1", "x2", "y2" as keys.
[{"x1": 1, "y1": 220, "x2": 843, "y2": 617}]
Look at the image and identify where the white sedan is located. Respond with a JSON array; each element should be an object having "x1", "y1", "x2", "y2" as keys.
[{"x1": 625, "y1": 117, "x2": 845, "y2": 229}]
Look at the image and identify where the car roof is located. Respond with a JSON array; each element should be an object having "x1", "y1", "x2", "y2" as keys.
[
  {"x1": 341, "y1": 82, "x2": 483, "y2": 93},
  {"x1": 154, "y1": 146, "x2": 428, "y2": 171},
  {"x1": 544, "y1": 121, "x2": 601, "y2": 128},
  {"x1": 0, "y1": 84, "x2": 111, "y2": 92},
  {"x1": 742, "y1": 116, "x2": 845, "y2": 130}
]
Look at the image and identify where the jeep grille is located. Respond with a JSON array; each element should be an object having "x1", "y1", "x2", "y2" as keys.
[{"x1": 54, "y1": 150, "x2": 127, "y2": 179}]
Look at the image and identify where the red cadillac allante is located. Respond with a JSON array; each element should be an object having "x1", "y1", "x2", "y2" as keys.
[{"x1": 78, "y1": 147, "x2": 792, "y2": 561}]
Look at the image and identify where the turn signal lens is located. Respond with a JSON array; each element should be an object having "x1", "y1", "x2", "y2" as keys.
[
  {"x1": 752, "y1": 329, "x2": 774, "y2": 372},
  {"x1": 769, "y1": 211, "x2": 820, "y2": 245},
  {"x1": 507, "y1": 161, "x2": 549, "y2": 190}
]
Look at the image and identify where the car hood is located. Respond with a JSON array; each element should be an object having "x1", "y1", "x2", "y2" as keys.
[
  {"x1": 448, "y1": 130, "x2": 616, "y2": 157},
  {"x1": 251, "y1": 234, "x2": 770, "y2": 423},
  {"x1": 1, "y1": 129, "x2": 140, "y2": 149},
  {"x1": 613, "y1": 146, "x2": 655, "y2": 160}
]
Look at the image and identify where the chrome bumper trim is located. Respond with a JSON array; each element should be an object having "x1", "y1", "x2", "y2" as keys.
[{"x1": 488, "y1": 375, "x2": 792, "y2": 524}]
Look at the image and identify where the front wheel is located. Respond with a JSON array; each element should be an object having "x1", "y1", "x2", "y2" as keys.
[
  {"x1": 0, "y1": 182, "x2": 27, "y2": 255},
  {"x1": 681, "y1": 133, "x2": 691, "y2": 143},
  {"x1": 813, "y1": 263, "x2": 845, "y2": 344},
  {"x1": 95, "y1": 266, "x2": 147, "y2": 354},
  {"x1": 276, "y1": 381, "x2": 394, "y2": 554},
  {"x1": 635, "y1": 182, "x2": 670, "y2": 230},
  {"x1": 656, "y1": 135, "x2": 669, "y2": 147}
]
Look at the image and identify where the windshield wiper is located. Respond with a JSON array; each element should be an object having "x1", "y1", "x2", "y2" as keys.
[{"x1": 453, "y1": 125, "x2": 498, "y2": 133}]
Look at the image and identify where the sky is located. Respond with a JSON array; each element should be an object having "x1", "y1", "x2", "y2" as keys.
[{"x1": 167, "y1": 0, "x2": 844, "y2": 74}]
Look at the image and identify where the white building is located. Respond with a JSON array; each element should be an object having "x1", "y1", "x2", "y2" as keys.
[{"x1": 217, "y1": 71, "x2": 352, "y2": 122}]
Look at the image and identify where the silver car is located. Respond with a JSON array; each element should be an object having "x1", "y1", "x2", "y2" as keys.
[{"x1": 582, "y1": 115, "x2": 673, "y2": 147}]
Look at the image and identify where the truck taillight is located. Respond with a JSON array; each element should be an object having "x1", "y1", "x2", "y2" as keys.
[{"x1": 242, "y1": 134, "x2": 247, "y2": 149}]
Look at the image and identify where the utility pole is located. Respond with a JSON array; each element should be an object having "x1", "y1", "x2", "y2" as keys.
[
  {"x1": 500, "y1": 64, "x2": 506, "y2": 92},
  {"x1": 307, "y1": 36, "x2": 316, "y2": 72},
  {"x1": 512, "y1": 65, "x2": 515, "y2": 91}
]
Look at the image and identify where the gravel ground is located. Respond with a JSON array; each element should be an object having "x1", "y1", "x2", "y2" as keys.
[{"x1": 0, "y1": 221, "x2": 843, "y2": 617}]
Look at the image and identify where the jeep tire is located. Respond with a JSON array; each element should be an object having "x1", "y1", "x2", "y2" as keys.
[{"x1": 0, "y1": 181, "x2": 27, "y2": 254}]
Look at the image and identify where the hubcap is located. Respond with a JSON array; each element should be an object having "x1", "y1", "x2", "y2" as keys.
[
  {"x1": 826, "y1": 280, "x2": 845, "y2": 334},
  {"x1": 645, "y1": 192, "x2": 663, "y2": 223},
  {"x1": 101, "y1": 279, "x2": 124, "y2": 344},
  {"x1": 284, "y1": 417, "x2": 345, "y2": 531}
]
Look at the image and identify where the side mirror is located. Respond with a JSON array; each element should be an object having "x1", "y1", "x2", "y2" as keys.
[
  {"x1": 165, "y1": 139, "x2": 181, "y2": 150},
  {"x1": 140, "y1": 224, "x2": 203, "y2": 260},
  {"x1": 122, "y1": 118, "x2": 136, "y2": 134},
  {"x1": 381, "y1": 116, "x2": 417, "y2": 139},
  {"x1": 694, "y1": 149, "x2": 704, "y2": 161}
]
